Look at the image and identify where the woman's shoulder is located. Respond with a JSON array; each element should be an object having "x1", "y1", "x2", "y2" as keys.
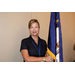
[
  {"x1": 39, "y1": 37, "x2": 46, "y2": 43},
  {"x1": 21, "y1": 36, "x2": 30, "y2": 42}
]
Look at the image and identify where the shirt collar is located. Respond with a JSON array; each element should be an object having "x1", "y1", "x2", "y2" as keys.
[{"x1": 29, "y1": 35, "x2": 41, "y2": 45}]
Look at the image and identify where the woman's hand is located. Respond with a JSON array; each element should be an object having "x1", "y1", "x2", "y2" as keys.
[{"x1": 45, "y1": 56, "x2": 53, "y2": 62}]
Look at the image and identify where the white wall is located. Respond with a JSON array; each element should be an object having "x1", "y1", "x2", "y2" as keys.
[{"x1": 0, "y1": 12, "x2": 75, "y2": 62}]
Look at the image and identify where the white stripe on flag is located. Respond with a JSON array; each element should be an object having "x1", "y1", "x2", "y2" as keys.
[{"x1": 56, "y1": 27, "x2": 60, "y2": 62}]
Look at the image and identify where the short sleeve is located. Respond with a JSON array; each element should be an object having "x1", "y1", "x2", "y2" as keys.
[{"x1": 20, "y1": 39, "x2": 28, "y2": 52}]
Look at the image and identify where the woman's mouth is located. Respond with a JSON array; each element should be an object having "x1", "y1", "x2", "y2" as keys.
[{"x1": 33, "y1": 32, "x2": 37, "y2": 33}]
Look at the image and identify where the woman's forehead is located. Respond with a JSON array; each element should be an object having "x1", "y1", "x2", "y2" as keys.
[{"x1": 31, "y1": 22, "x2": 38, "y2": 26}]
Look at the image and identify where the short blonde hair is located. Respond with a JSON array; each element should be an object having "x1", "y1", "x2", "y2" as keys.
[{"x1": 28, "y1": 19, "x2": 40, "y2": 29}]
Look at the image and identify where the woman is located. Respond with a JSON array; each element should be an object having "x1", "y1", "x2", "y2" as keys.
[{"x1": 20, "y1": 19, "x2": 53, "y2": 62}]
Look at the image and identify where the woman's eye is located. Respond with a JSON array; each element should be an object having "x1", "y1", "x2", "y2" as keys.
[
  {"x1": 31, "y1": 27, "x2": 33, "y2": 29},
  {"x1": 35, "y1": 27, "x2": 38, "y2": 28}
]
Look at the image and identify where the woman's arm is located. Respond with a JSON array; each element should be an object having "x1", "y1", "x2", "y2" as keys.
[
  {"x1": 45, "y1": 51, "x2": 53, "y2": 62},
  {"x1": 21, "y1": 49, "x2": 53, "y2": 62},
  {"x1": 21, "y1": 49, "x2": 44, "y2": 62}
]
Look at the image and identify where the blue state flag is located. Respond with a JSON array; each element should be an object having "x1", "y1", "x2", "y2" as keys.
[{"x1": 47, "y1": 12, "x2": 63, "y2": 62}]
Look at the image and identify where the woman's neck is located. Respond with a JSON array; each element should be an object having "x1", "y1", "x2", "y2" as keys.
[
  {"x1": 31, "y1": 35, "x2": 38, "y2": 44},
  {"x1": 31, "y1": 35, "x2": 38, "y2": 40}
]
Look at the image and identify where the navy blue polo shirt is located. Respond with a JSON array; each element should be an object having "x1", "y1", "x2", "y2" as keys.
[{"x1": 20, "y1": 35, "x2": 47, "y2": 61}]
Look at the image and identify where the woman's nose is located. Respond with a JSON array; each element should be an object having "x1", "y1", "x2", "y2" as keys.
[{"x1": 33, "y1": 28, "x2": 36, "y2": 30}]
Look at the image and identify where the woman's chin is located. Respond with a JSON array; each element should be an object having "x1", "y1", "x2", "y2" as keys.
[{"x1": 31, "y1": 34, "x2": 38, "y2": 36}]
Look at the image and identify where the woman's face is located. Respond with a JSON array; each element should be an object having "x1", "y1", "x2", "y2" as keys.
[{"x1": 29, "y1": 22, "x2": 40, "y2": 36}]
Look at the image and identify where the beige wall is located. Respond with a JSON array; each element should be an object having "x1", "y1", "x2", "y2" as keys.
[
  {"x1": 0, "y1": 12, "x2": 31, "y2": 61},
  {"x1": 60, "y1": 12, "x2": 75, "y2": 62},
  {"x1": 0, "y1": 12, "x2": 75, "y2": 62}
]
